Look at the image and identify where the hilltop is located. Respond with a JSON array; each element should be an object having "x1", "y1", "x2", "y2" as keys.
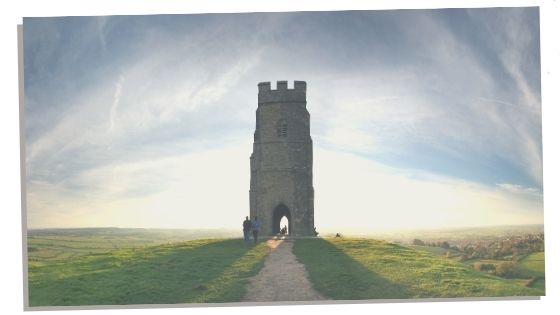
[{"x1": 27, "y1": 230, "x2": 543, "y2": 307}]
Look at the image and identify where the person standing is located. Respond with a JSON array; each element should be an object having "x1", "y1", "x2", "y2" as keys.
[
  {"x1": 242, "y1": 216, "x2": 252, "y2": 243},
  {"x1": 251, "y1": 216, "x2": 261, "y2": 244}
]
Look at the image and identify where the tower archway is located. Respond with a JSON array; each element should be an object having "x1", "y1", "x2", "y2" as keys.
[{"x1": 273, "y1": 204, "x2": 291, "y2": 235}]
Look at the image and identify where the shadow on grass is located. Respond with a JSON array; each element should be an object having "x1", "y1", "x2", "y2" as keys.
[
  {"x1": 29, "y1": 238, "x2": 267, "y2": 306},
  {"x1": 293, "y1": 238, "x2": 410, "y2": 300}
]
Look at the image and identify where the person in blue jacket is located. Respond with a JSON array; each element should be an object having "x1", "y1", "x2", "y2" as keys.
[{"x1": 251, "y1": 216, "x2": 261, "y2": 244}]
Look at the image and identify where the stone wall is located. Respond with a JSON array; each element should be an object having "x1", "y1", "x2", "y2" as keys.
[{"x1": 249, "y1": 81, "x2": 314, "y2": 236}]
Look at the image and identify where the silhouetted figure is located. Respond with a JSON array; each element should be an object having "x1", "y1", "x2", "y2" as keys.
[
  {"x1": 251, "y1": 216, "x2": 261, "y2": 243},
  {"x1": 335, "y1": 233, "x2": 342, "y2": 238},
  {"x1": 242, "y1": 216, "x2": 252, "y2": 243},
  {"x1": 281, "y1": 225, "x2": 287, "y2": 235},
  {"x1": 314, "y1": 227, "x2": 319, "y2": 236}
]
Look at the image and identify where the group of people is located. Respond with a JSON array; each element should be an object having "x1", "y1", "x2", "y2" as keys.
[{"x1": 242, "y1": 216, "x2": 261, "y2": 244}]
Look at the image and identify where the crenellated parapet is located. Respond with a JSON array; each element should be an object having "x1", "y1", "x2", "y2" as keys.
[{"x1": 258, "y1": 80, "x2": 307, "y2": 105}]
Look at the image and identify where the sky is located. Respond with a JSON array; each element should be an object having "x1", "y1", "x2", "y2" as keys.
[{"x1": 22, "y1": 7, "x2": 543, "y2": 230}]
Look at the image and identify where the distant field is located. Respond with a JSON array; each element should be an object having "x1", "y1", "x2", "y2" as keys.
[
  {"x1": 27, "y1": 228, "x2": 239, "y2": 264},
  {"x1": 28, "y1": 228, "x2": 239, "y2": 251},
  {"x1": 294, "y1": 238, "x2": 543, "y2": 299},
  {"x1": 406, "y1": 245, "x2": 462, "y2": 258},
  {"x1": 28, "y1": 233, "x2": 267, "y2": 306},
  {"x1": 410, "y1": 246, "x2": 545, "y2": 292},
  {"x1": 331, "y1": 224, "x2": 544, "y2": 244},
  {"x1": 514, "y1": 252, "x2": 545, "y2": 277},
  {"x1": 512, "y1": 252, "x2": 545, "y2": 291}
]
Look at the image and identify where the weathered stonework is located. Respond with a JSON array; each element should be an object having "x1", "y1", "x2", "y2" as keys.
[{"x1": 249, "y1": 80, "x2": 315, "y2": 236}]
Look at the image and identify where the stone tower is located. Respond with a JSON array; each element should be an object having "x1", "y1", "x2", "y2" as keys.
[{"x1": 249, "y1": 80, "x2": 314, "y2": 236}]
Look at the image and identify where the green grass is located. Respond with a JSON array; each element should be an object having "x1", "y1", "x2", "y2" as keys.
[
  {"x1": 531, "y1": 279, "x2": 546, "y2": 291},
  {"x1": 513, "y1": 252, "x2": 545, "y2": 277},
  {"x1": 407, "y1": 245, "x2": 462, "y2": 258},
  {"x1": 27, "y1": 228, "x2": 240, "y2": 257},
  {"x1": 293, "y1": 238, "x2": 543, "y2": 300},
  {"x1": 410, "y1": 248, "x2": 546, "y2": 292},
  {"x1": 511, "y1": 252, "x2": 545, "y2": 291},
  {"x1": 27, "y1": 229, "x2": 546, "y2": 306},
  {"x1": 28, "y1": 238, "x2": 269, "y2": 306}
]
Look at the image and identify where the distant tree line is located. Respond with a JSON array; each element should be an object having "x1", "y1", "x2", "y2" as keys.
[
  {"x1": 473, "y1": 261, "x2": 516, "y2": 277},
  {"x1": 411, "y1": 233, "x2": 544, "y2": 261}
]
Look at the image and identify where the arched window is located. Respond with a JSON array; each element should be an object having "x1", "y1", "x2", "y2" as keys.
[{"x1": 277, "y1": 119, "x2": 288, "y2": 137}]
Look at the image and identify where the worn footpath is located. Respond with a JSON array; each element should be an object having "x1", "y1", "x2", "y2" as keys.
[{"x1": 243, "y1": 238, "x2": 325, "y2": 302}]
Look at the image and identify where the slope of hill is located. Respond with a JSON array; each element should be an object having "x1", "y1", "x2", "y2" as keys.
[
  {"x1": 293, "y1": 238, "x2": 543, "y2": 300},
  {"x1": 512, "y1": 252, "x2": 546, "y2": 291},
  {"x1": 27, "y1": 230, "x2": 544, "y2": 307},
  {"x1": 28, "y1": 238, "x2": 268, "y2": 306}
]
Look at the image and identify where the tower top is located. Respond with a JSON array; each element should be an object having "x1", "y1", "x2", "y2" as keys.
[{"x1": 258, "y1": 80, "x2": 306, "y2": 105}]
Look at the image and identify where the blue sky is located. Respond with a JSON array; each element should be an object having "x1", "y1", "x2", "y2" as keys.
[{"x1": 23, "y1": 8, "x2": 543, "y2": 229}]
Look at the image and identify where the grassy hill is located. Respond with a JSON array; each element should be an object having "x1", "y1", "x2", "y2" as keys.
[
  {"x1": 27, "y1": 227, "x2": 241, "y2": 264},
  {"x1": 28, "y1": 237, "x2": 268, "y2": 306},
  {"x1": 27, "y1": 230, "x2": 544, "y2": 307},
  {"x1": 406, "y1": 244, "x2": 462, "y2": 258},
  {"x1": 293, "y1": 238, "x2": 543, "y2": 299}
]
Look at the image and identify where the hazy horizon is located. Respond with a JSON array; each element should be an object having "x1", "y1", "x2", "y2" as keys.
[
  {"x1": 23, "y1": 8, "x2": 543, "y2": 230},
  {"x1": 27, "y1": 223, "x2": 544, "y2": 232}
]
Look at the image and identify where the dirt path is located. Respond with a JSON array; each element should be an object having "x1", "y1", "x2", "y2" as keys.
[{"x1": 243, "y1": 238, "x2": 326, "y2": 302}]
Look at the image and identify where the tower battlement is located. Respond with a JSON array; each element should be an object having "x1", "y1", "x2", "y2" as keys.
[{"x1": 258, "y1": 80, "x2": 306, "y2": 104}]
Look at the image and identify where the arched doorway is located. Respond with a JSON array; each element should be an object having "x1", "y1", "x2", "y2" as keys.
[{"x1": 273, "y1": 204, "x2": 291, "y2": 235}]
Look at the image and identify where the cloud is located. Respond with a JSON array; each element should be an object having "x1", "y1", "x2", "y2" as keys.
[
  {"x1": 95, "y1": 15, "x2": 108, "y2": 53},
  {"x1": 496, "y1": 183, "x2": 541, "y2": 197},
  {"x1": 23, "y1": 9, "x2": 543, "y2": 229},
  {"x1": 26, "y1": 146, "x2": 543, "y2": 230},
  {"x1": 466, "y1": 8, "x2": 542, "y2": 183},
  {"x1": 109, "y1": 74, "x2": 125, "y2": 132},
  {"x1": 302, "y1": 9, "x2": 542, "y2": 188},
  {"x1": 26, "y1": 143, "x2": 253, "y2": 229},
  {"x1": 314, "y1": 149, "x2": 543, "y2": 231},
  {"x1": 25, "y1": 15, "x2": 266, "y2": 185}
]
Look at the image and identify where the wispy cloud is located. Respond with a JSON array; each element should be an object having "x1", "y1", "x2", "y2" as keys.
[
  {"x1": 302, "y1": 9, "x2": 542, "y2": 189},
  {"x1": 23, "y1": 9, "x2": 542, "y2": 229},
  {"x1": 109, "y1": 74, "x2": 124, "y2": 132},
  {"x1": 314, "y1": 149, "x2": 543, "y2": 230},
  {"x1": 26, "y1": 143, "x2": 253, "y2": 229},
  {"x1": 26, "y1": 145, "x2": 543, "y2": 229}
]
